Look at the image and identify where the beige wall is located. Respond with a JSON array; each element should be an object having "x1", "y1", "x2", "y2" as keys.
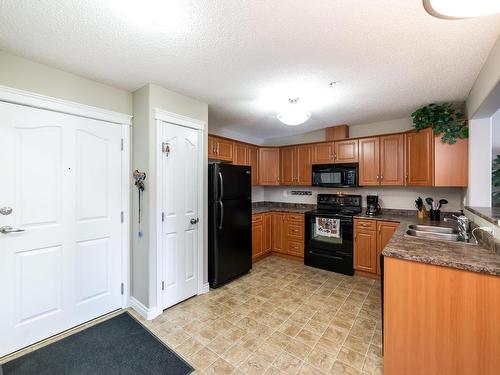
[
  {"x1": 264, "y1": 117, "x2": 413, "y2": 146},
  {"x1": 132, "y1": 83, "x2": 208, "y2": 308},
  {"x1": 467, "y1": 34, "x2": 500, "y2": 118},
  {"x1": 259, "y1": 186, "x2": 465, "y2": 212},
  {"x1": 0, "y1": 50, "x2": 132, "y2": 114}
]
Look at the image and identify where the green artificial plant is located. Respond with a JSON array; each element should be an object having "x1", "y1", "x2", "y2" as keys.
[
  {"x1": 493, "y1": 155, "x2": 500, "y2": 206},
  {"x1": 411, "y1": 103, "x2": 468, "y2": 144}
]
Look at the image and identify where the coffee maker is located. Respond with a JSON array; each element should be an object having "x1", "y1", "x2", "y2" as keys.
[{"x1": 366, "y1": 195, "x2": 381, "y2": 216}]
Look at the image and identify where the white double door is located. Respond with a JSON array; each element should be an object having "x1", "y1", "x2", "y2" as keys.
[
  {"x1": 0, "y1": 101, "x2": 123, "y2": 356},
  {"x1": 159, "y1": 120, "x2": 201, "y2": 309}
]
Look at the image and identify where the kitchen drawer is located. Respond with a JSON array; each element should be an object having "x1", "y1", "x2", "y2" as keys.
[
  {"x1": 252, "y1": 213, "x2": 263, "y2": 223},
  {"x1": 354, "y1": 219, "x2": 376, "y2": 231},
  {"x1": 286, "y1": 213, "x2": 305, "y2": 223},
  {"x1": 286, "y1": 239, "x2": 304, "y2": 257},
  {"x1": 286, "y1": 223, "x2": 304, "y2": 239}
]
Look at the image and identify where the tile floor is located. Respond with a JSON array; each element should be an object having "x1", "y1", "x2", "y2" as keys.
[{"x1": 131, "y1": 256, "x2": 383, "y2": 375}]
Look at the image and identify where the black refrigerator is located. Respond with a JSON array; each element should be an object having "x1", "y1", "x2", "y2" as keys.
[{"x1": 208, "y1": 163, "x2": 252, "y2": 288}]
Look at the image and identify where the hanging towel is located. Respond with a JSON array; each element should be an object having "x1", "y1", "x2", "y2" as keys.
[{"x1": 315, "y1": 217, "x2": 340, "y2": 238}]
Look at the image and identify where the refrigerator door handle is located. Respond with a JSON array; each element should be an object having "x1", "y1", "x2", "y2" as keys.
[
  {"x1": 218, "y1": 201, "x2": 224, "y2": 229},
  {"x1": 218, "y1": 171, "x2": 224, "y2": 200}
]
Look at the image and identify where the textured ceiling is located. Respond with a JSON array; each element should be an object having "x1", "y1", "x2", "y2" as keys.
[{"x1": 0, "y1": 0, "x2": 499, "y2": 140}]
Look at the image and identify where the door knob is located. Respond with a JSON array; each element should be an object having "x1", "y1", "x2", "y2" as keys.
[
  {"x1": 0, "y1": 207, "x2": 13, "y2": 215},
  {"x1": 190, "y1": 218, "x2": 199, "y2": 224},
  {"x1": 0, "y1": 226, "x2": 25, "y2": 234}
]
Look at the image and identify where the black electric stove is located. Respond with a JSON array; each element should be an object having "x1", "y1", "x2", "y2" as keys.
[{"x1": 304, "y1": 194, "x2": 362, "y2": 275}]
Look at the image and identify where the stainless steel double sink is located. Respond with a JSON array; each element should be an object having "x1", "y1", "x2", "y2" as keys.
[{"x1": 405, "y1": 224, "x2": 477, "y2": 245}]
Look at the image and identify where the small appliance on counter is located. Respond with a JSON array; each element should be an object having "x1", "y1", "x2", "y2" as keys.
[{"x1": 366, "y1": 195, "x2": 381, "y2": 216}]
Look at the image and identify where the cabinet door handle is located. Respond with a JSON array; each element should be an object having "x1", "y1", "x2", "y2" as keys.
[{"x1": 380, "y1": 174, "x2": 384, "y2": 180}]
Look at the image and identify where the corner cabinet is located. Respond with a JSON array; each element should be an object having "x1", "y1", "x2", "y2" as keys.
[{"x1": 248, "y1": 146, "x2": 259, "y2": 186}]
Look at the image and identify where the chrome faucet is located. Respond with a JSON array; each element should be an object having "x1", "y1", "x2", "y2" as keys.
[{"x1": 444, "y1": 215, "x2": 470, "y2": 241}]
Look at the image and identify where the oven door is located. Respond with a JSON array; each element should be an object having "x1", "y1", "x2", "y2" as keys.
[
  {"x1": 305, "y1": 213, "x2": 353, "y2": 254},
  {"x1": 304, "y1": 212, "x2": 354, "y2": 275}
]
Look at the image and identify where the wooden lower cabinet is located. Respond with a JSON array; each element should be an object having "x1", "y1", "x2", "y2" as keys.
[
  {"x1": 354, "y1": 218, "x2": 398, "y2": 276},
  {"x1": 384, "y1": 257, "x2": 500, "y2": 375},
  {"x1": 271, "y1": 212, "x2": 285, "y2": 254},
  {"x1": 376, "y1": 220, "x2": 398, "y2": 274},
  {"x1": 251, "y1": 214, "x2": 264, "y2": 260},
  {"x1": 354, "y1": 220, "x2": 377, "y2": 273},
  {"x1": 263, "y1": 212, "x2": 272, "y2": 253},
  {"x1": 253, "y1": 211, "x2": 304, "y2": 261}
]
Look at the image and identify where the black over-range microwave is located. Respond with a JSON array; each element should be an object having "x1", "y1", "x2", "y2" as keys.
[{"x1": 311, "y1": 163, "x2": 359, "y2": 188}]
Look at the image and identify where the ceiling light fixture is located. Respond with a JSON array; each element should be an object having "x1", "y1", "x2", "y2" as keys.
[
  {"x1": 277, "y1": 98, "x2": 311, "y2": 126},
  {"x1": 423, "y1": 0, "x2": 500, "y2": 19}
]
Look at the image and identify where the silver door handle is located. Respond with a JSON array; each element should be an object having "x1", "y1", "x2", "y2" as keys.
[
  {"x1": 0, "y1": 226, "x2": 25, "y2": 234},
  {"x1": 190, "y1": 218, "x2": 199, "y2": 224}
]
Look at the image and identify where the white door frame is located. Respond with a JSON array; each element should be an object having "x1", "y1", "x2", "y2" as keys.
[
  {"x1": 0, "y1": 85, "x2": 132, "y2": 310},
  {"x1": 154, "y1": 108, "x2": 206, "y2": 313}
]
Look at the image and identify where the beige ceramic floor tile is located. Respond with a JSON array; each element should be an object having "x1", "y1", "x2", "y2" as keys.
[
  {"x1": 204, "y1": 358, "x2": 235, "y2": 375},
  {"x1": 273, "y1": 351, "x2": 304, "y2": 375},
  {"x1": 330, "y1": 360, "x2": 361, "y2": 375},
  {"x1": 189, "y1": 346, "x2": 219, "y2": 371},
  {"x1": 335, "y1": 348, "x2": 366, "y2": 371}
]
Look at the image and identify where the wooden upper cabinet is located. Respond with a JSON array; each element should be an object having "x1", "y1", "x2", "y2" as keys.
[
  {"x1": 216, "y1": 138, "x2": 233, "y2": 161},
  {"x1": 434, "y1": 136, "x2": 468, "y2": 187},
  {"x1": 313, "y1": 142, "x2": 335, "y2": 164},
  {"x1": 406, "y1": 128, "x2": 433, "y2": 186},
  {"x1": 335, "y1": 139, "x2": 359, "y2": 163},
  {"x1": 208, "y1": 135, "x2": 233, "y2": 161},
  {"x1": 208, "y1": 135, "x2": 217, "y2": 159},
  {"x1": 296, "y1": 145, "x2": 313, "y2": 185},
  {"x1": 380, "y1": 134, "x2": 405, "y2": 186},
  {"x1": 258, "y1": 148, "x2": 280, "y2": 185},
  {"x1": 233, "y1": 142, "x2": 248, "y2": 166},
  {"x1": 359, "y1": 137, "x2": 380, "y2": 186},
  {"x1": 325, "y1": 124, "x2": 349, "y2": 141},
  {"x1": 376, "y1": 221, "x2": 398, "y2": 275},
  {"x1": 248, "y1": 146, "x2": 259, "y2": 186},
  {"x1": 280, "y1": 146, "x2": 297, "y2": 185}
]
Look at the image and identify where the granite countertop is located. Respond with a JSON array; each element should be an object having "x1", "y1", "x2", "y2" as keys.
[
  {"x1": 465, "y1": 206, "x2": 500, "y2": 227},
  {"x1": 252, "y1": 202, "x2": 315, "y2": 214},
  {"x1": 380, "y1": 216, "x2": 500, "y2": 276},
  {"x1": 252, "y1": 202, "x2": 500, "y2": 276}
]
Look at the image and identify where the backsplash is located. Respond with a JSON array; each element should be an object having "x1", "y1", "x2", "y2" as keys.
[{"x1": 252, "y1": 186, "x2": 465, "y2": 212}]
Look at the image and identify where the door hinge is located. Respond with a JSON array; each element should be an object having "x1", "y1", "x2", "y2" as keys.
[
  {"x1": 121, "y1": 138, "x2": 124, "y2": 151},
  {"x1": 162, "y1": 212, "x2": 165, "y2": 222},
  {"x1": 121, "y1": 283, "x2": 124, "y2": 295},
  {"x1": 161, "y1": 281, "x2": 165, "y2": 291},
  {"x1": 121, "y1": 211, "x2": 124, "y2": 223}
]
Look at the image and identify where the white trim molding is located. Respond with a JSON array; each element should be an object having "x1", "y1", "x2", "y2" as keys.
[
  {"x1": 129, "y1": 297, "x2": 161, "y2": 321},
  {"x1": 199, "y1": 283, "x2": 210, "y2": 295},
  {"x1": 0, "y1": 85, "x2": 132, "y2": 125},
  {"x1": 154, "y1": 108, "x2": 206, "y2": 130}
]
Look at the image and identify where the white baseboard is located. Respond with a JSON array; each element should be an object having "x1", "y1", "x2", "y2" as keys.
[
  {"x1": 129, "y1": 296, "x2": 160, "y2": 320},
  {"x1": 199, "y1": 283, "x2": 210, "y2": 294}
]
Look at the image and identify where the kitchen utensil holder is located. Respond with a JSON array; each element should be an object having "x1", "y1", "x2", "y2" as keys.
[{"x1": 430, "y1": 209, "x2": 440, "y2": 221}]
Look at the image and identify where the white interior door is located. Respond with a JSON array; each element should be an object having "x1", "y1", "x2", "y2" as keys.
[
  {"x1": 0, "y1": 101, "x2": 123, "y2": 356},
  {"x1": 160, "y1": 121, "x2": 200, "y2": 309}
]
